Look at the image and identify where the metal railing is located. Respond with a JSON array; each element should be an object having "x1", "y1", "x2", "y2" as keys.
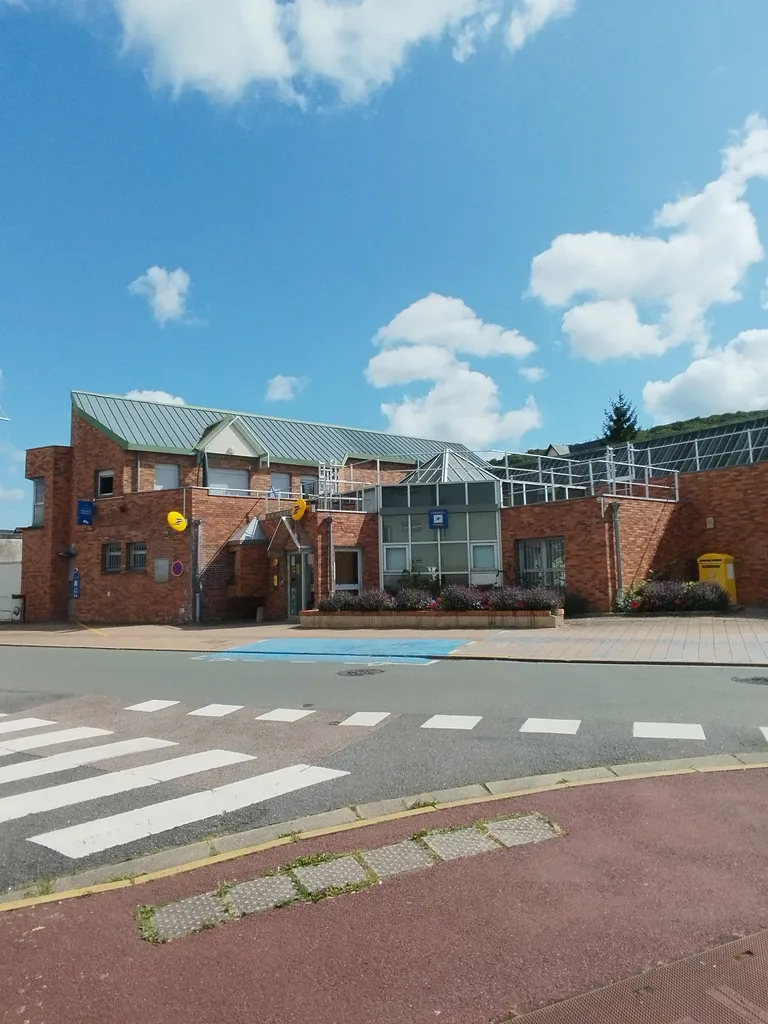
[
  {"x1": 482, "y1": 450, "x2": 679, "y2": 508},
  {"x1": 205, "y1": 485, "x2": 366, "y2": 513}
]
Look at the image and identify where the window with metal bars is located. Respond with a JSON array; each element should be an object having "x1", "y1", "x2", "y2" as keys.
[
  {"x1": 129, "y1": 542, "x2": 147, "y2": 571},
  {"x1": 102, "y1": 543, "x2": 122, "y2": 572},
  {"x1": 517, "y1": 537, "x2": 566, "y2": 590}
]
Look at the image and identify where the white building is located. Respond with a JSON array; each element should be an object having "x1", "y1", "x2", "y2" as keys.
[{"x1": 0, "y1": 531, "x2": 22, "y2": 622}]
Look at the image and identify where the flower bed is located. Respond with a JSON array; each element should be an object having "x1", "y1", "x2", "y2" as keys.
[
  {"x1": 301, "y1": 585, "x2": 565, "y2": 630},
  {"x1": 618, "y1": 579, "x2": 732, "y2": 614}
]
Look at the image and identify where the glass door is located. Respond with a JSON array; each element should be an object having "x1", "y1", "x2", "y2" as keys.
[
  {"x1": 302, "y1": 552, "x2": 315, "y2": 610},
  {"x1": 288, "y1": 553, "x2": 302, "y2": 617}
]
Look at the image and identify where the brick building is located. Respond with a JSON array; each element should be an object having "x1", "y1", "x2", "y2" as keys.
[{"x1": 20, "y1": 393, "x2": 768, "y2": 623}]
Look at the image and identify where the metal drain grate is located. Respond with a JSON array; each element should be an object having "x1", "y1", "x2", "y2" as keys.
[
  {"x1": 733, "y1": 677, "x2": 768, "y2": 686},
  {"x1": 337, "y1": 668, "x2": 385, "y2": 677}
]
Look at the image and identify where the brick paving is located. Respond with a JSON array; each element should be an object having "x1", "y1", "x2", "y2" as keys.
[{"x1": 2, "y1": 613, "x2": 768, "y2": 662}]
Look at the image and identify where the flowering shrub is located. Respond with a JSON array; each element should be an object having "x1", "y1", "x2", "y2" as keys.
[
  {"x1": 317, "y1": 592, "x2": 358, "y2": 612},
  {"x1": 354, "y1": 589, "x2": 396, "y2": 612},
  {"x1": 394, "y1": 588, "x2": 434, "y2": 611},
  {"x1": 619, "y1": 578, "x2": 731, "y2": 614},
  {"x1": 489, "y1": 586, "x2": 563, "y2": 611}
]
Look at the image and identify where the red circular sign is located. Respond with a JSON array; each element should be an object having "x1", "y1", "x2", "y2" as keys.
[{"x1": 171, "y1": 561, "x2": 184, "y2": 577}]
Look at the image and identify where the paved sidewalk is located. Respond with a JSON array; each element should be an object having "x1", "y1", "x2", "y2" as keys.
[
  {"x1": 2, "y1": 613, "x2": 768, "y2": 663},
  {"x1": 4, "y1": 769, "x2": 768, "y2": 1023}
]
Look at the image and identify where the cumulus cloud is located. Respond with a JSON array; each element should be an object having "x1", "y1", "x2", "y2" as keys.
[
  {"x1": 518, "y1": 365, "x2": 547, "y2": 382},
  {"x1": 507, "y1": 0, "x2": 575, "y2": 51},
  {"x1": 0, "y1": 486, "x2": 23, "y2": 501},
  {"x1": 265, "y1": 375, "x2": 308, "y2": 402},
  {"x1": 125, "y1": 389, "x2": 186, "y2": 404},
  {"x1": 366, "y1": 293, "x2": 541, "y2": 448},
  {"x1": 128, "y1": 266, "x2": 190, "y2": 324},
  {"x1": 530, "y1": 114, "x2": 768, "y2": 362},
  {"x1": 7, "y1": 0, "x2": 577, "y2": 105},
  {"x1": 644, "y1": 329, "x2": 768, "y2": 423}
]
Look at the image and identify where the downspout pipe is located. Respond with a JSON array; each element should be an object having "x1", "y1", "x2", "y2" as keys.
[
  {"x1": 328, "y1": 516, "x2": 336, "y2": 596},
  {"x1": 610, "y1": 501, "x2": 624, "y2": 604}
]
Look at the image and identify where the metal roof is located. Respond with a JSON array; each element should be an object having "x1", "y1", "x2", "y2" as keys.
[
  {"x1": 400, "y1": 449, "x2": 499, "y2": 485},
  {"x1": 71, "y1": 391, "x2": 473, "y2": 466}
]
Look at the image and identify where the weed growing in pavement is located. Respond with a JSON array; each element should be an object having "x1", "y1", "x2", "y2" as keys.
[
  {"x1": 276, "y1": 831, "x2": 302, "y2": 842},
  {"x1": 26, "y1": 877, "x2": 55, "y2": 897},
  {"x1": 408, "y1": 800, "x2": 437, "y2": 810},
  {"x1": 137, "y1": 905, "x2": 162, "y2": 944},
  {"x1": 215, "y1": 881, "x2": 236, "y2": 898}
]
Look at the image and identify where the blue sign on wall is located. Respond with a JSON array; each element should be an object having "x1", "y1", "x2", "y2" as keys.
[
  {"x1": 72, "y1": 569, "x2": 81, "y2": 600},
  {"x1": 77, "y1": 500, "x2": 94, "y2": 527},
  {"x1": 428, "y1": 508, "x2": 449, "y2": 530}
]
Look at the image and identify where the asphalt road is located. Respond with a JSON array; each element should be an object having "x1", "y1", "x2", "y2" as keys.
[{"x1": 1, "y1": 646, "x2": 767, "y2": 893}]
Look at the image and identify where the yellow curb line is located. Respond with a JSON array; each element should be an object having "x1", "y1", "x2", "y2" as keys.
[
  {"x1": 75, "y1": 622, "x2": 110, "y2": 639},
  {"x1": 3, "y1": 760, "x2": 767, "y2": 915}
]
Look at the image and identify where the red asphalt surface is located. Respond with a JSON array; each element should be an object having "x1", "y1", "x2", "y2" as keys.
[{"x1": 3, "y1": 770, "x2": 768, "y2": 1024}]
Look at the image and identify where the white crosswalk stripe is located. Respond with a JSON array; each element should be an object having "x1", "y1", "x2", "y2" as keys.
[
  {"x1": 29, "y1": 764, "x2": 349, "y2": 858},
  {"x1": 0, "y1": 738, "x2": 177, "y2": 785},
  {"x1": 421, "y1": 715, "x2": 482, "y2": 731},
  {"x1": 0, "y1": 718, "x2": 57, "y2": 735},
  {"x1": 339, "y1": 712, "x2": 390, "y2": 727},
  {"x1": 0, "y1": 750, "x2": 256, "y2": 824},
  {"x1": 633, "y1": 722, "x2": 706, "y2": 740},
  {"x1": 188, "y1": 704, "x2": 244, "y2": 718},
  {"x1": 520, "y1": 718, "x2": 581, "y2": 735},
  {"x1": 256, "y1": 708, "x2": 316, "y2": 722},
  {"x1": 0, "y1": 727, "x2": 113, "y2": 756},
  {"x1": 125, "y1": 700, "x2": 181, "y2": 713}
]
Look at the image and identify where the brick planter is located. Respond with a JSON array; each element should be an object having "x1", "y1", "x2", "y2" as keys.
[{"x1": 300, "y1": 609, "x2": 564, "y2": 630}]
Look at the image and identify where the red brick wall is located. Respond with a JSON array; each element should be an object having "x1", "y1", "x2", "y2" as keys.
[
  {"x1": 20, "y1": 446, "x2": 73, "y2": 622},
  {"x1": 652, "y1": 462, "x2": 768, "y2": 605},
  {"x1": 616, "y1": 498, "x2": 676, "y2": 591}
]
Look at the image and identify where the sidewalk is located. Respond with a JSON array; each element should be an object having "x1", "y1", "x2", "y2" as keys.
[
  {"x1": 1, "y1": 613, "x2": 768, "y2": 663},
  {"x1": 4, "y1": 767, "x2": 768, "y2": 1023}
]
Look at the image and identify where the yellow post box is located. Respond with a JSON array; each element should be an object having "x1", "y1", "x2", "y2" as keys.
[{"x1": 697, "y1": 553, "x2": 737, "y2": 604}]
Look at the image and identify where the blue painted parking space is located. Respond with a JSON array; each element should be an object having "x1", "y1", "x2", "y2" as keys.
[{"x1": 202, "y1": 637, "x2": 469, "y2": 665}]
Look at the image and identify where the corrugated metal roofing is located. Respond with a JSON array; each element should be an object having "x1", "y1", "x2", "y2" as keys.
[
  {"x1": 71, "y1": 391, "x2": 473, "y2": 466},
  {"x1": 401, "y1": 449, "x2": 499, "y2": 484}
]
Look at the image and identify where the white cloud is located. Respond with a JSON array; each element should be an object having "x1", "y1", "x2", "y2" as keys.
[
  {"x1": 16, "y1": 0, "x2": 575, "y2": 106},
  {"x1": 762, "y1": 277, "x2": 768, "y2": 311},
  {"x1": 518, "y1": 365, "x2": 547, "y2": 382},
  {"x1": 125, "y1": 389, "x2": 186, "y2": 404},
  {"x1": 0, "y1": 486, "x2": 23, "y2": 502},
  {"x1": 644, "y1": 329, "x2": 768, "y2": 422},
  {"x1": 366, "y1": 293, "x2": 541, "y2": 448},
  {"x1": 507, "y1": 0, "x2": 575, "y2": 51},
  {"x1": 128, "y1": 266, "x2": 190, "y2": 324},
  {"x1": 530, "y1": 115, "x2": 768, "y2": 362},
  {"x1": 265, "y1": 375, "x2": 308, "y2": 402},
  {"x1": 0, "y1": 440, "x2": 25, "y2": 463}
]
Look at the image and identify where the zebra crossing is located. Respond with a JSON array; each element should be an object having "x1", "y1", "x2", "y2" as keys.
[{"x1": 0, "y1": 715, "x2": 349, "y2": 863}]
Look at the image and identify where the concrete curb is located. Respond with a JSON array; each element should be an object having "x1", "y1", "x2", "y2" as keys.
[
  {"x1": 0, "y1": 639, "x2": 765, "y2": 667},
  {"x1": 2, "y1": 751, "x2": 767, "y2": 914}
]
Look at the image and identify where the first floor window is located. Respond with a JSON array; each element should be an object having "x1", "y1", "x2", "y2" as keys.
[
  {"x1": 97, "y1": 470, "x2": 115, "y2": 497},
  {"x1": 129, "y1": 542, "x2": 147, "y2": 571},
  {"x1": 154, "y1": 463, "x2": 180, "y2": 490},
  {"x1": 471, "y1": 543, "x2": 497, "y2": 571},
  {"x1": 270, "y1": 472, "x2": 291, "y2": 496},
  {"x1": 517, "y1": 537, "x2": 565, "y2": 589},
  {"x1": 32, "y1": 478, "x2": 45, "y2": 526},
  {"x1": 208, "y1": 468, "x2": 249, "y2": 496},
  {"x1": 384, "y1": 547, "x2": 408, "y2": 573},
  {"x1": 103, "y1": 543, "x2": 122, "y2": 572}
]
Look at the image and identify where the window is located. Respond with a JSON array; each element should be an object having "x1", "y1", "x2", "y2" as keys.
[
  {"x1": 518, "y1": 537, "x2": 566, "y2": 589},
  {"x1": 409, "y1": 485, "x2": 437, "y2": 507},
  {"x1": 32, "y1": 478, "x2": 45, "y2": 526},
  {"x1": 335, "y1": 550, "x2": 361, "y2": 593},
  {"x1": 154, "y1": 464, "x2": 180, "y2": 490},
  {"x1": 270, "y1": 472, "x2": 291, "y2": 496},
  {"x1": 440, "y1": 543, "x2": 468, "y2": 572},
  {"x1": 102, "y1": 543, "x2": 122, "y2": 572},
  {"x1": 380, "y1": 486, "x2": 408, "y2": 508},
  {"x1": 300, "y1": 476, "x2": 318, "y2": 497},
  {"x1": 411, "y1": 543, "x2": 439, "y2": 572},
  {"x1": 440, "y1": 511, "x2": 467, "y2": 542},
  {"x1": 208, "y1": 468, "x2": 249, "y2": 496},
  {"x1": 409, "y1": 514, "x2": 431, "y2": 542},
  {"x1": 97, "y1": 470, "x2": 115, "y2": 497},
  {"x1": 437, "y1": 483, "x2": 466, "y2": 506},
  {"x1": 154, "y1": 558, "x2": 170, "y2": 583},
  {"x1": 384, "y1": 547, "x2": 408, "y2": 572},
  {"x1": 467, "y1": 481, "x2": 497, "y2": 505},
  {"x1": 129, "y1": 542, "x2": 147, "y2": 571},
  {"x1": 471, "y1": 544, "x2": 497, "y2": 571},
  {"x1": 469, "y1": 511, "x2": 498, "y2": 541},
  {"x1": 381, "y1": 516, "x2": 409, "y2": 544}
]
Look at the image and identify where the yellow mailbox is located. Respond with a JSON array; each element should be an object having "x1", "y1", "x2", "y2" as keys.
[{"x1": 697, "y1": 553, "x2": 737, "y2": 604}]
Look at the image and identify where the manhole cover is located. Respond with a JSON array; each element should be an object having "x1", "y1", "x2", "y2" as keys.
[
  {"x1": 338, "y1": 668, "x2": 385, "y2": 677},
  {"x1": 733, "y1": 676, "x2": 768, "y2": 686}
]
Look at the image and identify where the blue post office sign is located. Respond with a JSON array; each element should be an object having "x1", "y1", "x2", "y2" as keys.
[
  {"x1": 77, "y1": 500, "x2": 94, "y2": 527},
  {"x1": 72, "y1": 568, "x2": 81, "y2": 600},
  {"x1": 429, "y1": 508, "x2": 449, "y2": 530}
]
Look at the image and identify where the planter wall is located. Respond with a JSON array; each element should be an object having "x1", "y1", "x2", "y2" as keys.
[{"x1": 300, "y1": 609, "x2": 564, "y2": 630}]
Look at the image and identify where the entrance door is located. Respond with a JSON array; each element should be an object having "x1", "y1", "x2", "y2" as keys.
[
  {"x1": 335, "y1": 549, "x2": 362, "y2": 594},
  {"x1": 288, "y1": 552, "x2": 315, "y2": 617}
]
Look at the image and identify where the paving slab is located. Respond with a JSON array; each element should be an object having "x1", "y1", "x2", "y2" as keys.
[
  {"x1": 484, "y1": 814, "x2": 560, "y2": 847},
  {"x1": 422, "y1": 827, "x2": 500, "y2": 860},
  {"x1": 228, "y1": 875, "x2": 298, "y2": 916},
  {"x1": 152, "y1": 892, "x2": 228, "y2": 941},
  {"x1": 292, "y1": 855, "x2": 369, "y2": 893},
  {"x1": 362, "y1": 840, "x2": 436, "y2": 878}
]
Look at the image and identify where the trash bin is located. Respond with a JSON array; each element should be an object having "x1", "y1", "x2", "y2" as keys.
[{"x1": 697, "y1": 553, "x2": 737, "y2": 604}]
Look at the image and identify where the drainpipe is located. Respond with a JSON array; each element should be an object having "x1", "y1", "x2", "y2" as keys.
[
  {"x1": 191, "y1": 519, "x2": 202, "y2": 623},
  {"x1": 328, "y1": 516, "x2": 336, "y2": 596},
  {"x1": 610, "y1": 501, "x2": 624, "y2": 604}
]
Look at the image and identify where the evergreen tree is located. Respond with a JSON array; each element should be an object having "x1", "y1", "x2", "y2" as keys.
[{"x1": 602, "y1": 392, "x2": 639, "y2": 443}]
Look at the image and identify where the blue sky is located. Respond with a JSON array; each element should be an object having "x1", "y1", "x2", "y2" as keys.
[{"x1": 1, "y1": 0, "x2": 768, "y2": 526}]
